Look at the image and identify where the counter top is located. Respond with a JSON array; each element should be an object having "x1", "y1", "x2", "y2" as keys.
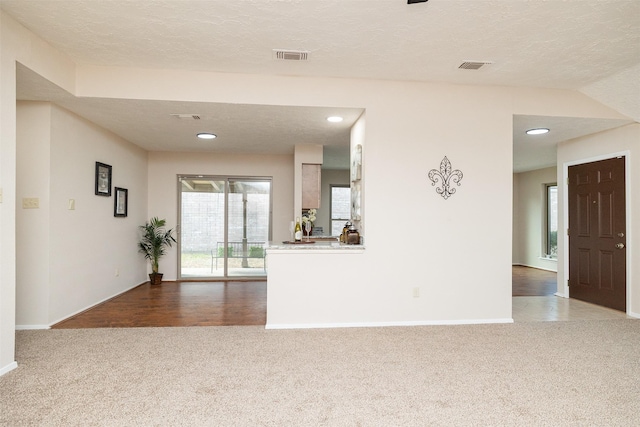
[{"x1": 266, "y1": 241, "x2": 364, "y2": 251}]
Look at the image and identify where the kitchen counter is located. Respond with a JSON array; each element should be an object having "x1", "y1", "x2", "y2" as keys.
[
  {"x1": 266, "y1": 240, "x2": 364, "y2": 252},
  {"x1": 265, "y1": 239, "x2": 366, "y2": 329}
]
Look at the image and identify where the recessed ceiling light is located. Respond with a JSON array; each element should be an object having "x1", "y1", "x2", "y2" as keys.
[
  {"x1": 327, "y1": 116, "x2": 343, "y2": 123},
  {"x1": 197, "y1": 133, "x2": 217, "y2": 140},
  {"x1": 526, "y1": 128, "x2": 549, "y2": 135}
]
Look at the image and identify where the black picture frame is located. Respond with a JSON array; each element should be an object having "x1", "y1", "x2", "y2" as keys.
[
  {"x1": 114, "y1": 187, "x2": 128, "y2": 217},
  {"x1": 95, "y1": 162, "x2": 112, "y2": 196}
]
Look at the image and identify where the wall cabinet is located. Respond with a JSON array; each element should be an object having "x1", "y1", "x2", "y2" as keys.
[{"x1": 302, "y1": 163, "x2": 321, "y2": 209}]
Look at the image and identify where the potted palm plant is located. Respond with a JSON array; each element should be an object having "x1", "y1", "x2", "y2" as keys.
[{"x1": 138, "y1": 217, "x2": 176, "y2": 285}]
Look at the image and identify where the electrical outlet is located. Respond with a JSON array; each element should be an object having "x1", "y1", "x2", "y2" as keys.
[
  {"x1": 412, "y1": 287, "x2": 420, "y2": 298},
  {"x1": 22, "y1": 198, "x2": 39, "y2": 209}
]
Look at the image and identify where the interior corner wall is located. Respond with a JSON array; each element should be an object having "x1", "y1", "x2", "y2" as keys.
[
  {"x1": 16, "y1": 102, "x2": 148, "y2": 327},
  {"x1": 557, "y1": 123, "x2": 640, "y2": 316},
  {"x1": 318, "y1": 169, "x2": 350, "y2": 234},
  {"x1": 16, "y1": 102, "x2": 52, "y2": 327},
  {"x1": 513, "y1": 166, "x2": 558, "y2": 272}
]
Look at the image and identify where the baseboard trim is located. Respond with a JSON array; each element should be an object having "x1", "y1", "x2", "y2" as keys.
[
  {"x1": 554, "y1": 292, "x2": 569, "y2": 298},
  {"x1": 266, "y1": 318, "x2": 514, "y2": 330},
  {"x1": 0, "y1": 361, "x2": 18, "y2": 376},
  {"x1": 15, "y1": 324, "x2": 50, "y2": 330},
  {"x1": 47, "y1": 281, "x2": 147, "y2": 327},
  {"x1": 628, "y1": 310, "x2": 640, "y2": 319}
]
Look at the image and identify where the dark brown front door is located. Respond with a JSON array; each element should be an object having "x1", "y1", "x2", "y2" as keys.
[{"x1": 568, "y1": 157, "x2": 626, "y2": 311}]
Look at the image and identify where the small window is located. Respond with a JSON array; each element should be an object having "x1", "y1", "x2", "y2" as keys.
[
  {"x1": 545, "y1": 184, "x2": 558, "y2": 258},
  {"x1": 330, "y1": 185, "x2": 351, "y2": 236}
]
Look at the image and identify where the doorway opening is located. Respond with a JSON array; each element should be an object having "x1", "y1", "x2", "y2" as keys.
[{"x1": 178, "y1": 175, "x2": 272, "y2": 279}]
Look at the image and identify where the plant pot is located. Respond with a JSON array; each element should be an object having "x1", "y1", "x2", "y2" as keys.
[{"x1": 149, "y1": 272, "x2": 163, "y2": 285}]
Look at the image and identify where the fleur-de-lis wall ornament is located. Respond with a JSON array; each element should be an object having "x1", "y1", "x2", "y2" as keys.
[{"x1": 428, "y1": 156, "x2": 463, "y2": 199}]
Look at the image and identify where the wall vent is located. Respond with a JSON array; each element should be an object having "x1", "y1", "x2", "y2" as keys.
[
  {"x1": 171, "y1": 114, "x2": 201, "y2": 120},
  {"x1": 458, "y1": 61, "x2": 493, "y2": 70},
  {"x1": 273, "y1": 49, "x2": 310, "y2": 61}
]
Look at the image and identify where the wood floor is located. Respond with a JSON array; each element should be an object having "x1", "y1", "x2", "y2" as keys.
[
  {"x1": 53, "y1": 266, "x2": 627, "y2": 329},
  {"x1": 52, "y1": 281, "x2": 266, "y2": 329},
  {"x1": 512, "y1": 265, "x2": 557, "y2": 296}
]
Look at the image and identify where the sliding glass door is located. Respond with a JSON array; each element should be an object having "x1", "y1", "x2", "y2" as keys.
[
  {"x1": 178, "y1": 176, "x2": 271, "y2": 279},
  {"x1": 226, "y1": 179, "x2": 271, "y2": 277}
]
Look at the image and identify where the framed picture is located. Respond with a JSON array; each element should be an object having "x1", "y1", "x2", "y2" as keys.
[
  {"x1": 95, "y1": 162, "x2": 112, "y2": 196},
  {"x1": 114, "y1": 187, "x2": 128, "y2": 217}
]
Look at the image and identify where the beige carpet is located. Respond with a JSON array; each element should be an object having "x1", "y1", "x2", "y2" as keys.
[{"x1": 1, "y1": 320, "x2": 639, "y2": 426}]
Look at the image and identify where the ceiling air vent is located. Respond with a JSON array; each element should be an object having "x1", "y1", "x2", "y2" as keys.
[
  {"x1": 273, "y1": 49, "x2": 309, "y2": 61},
  {"x1": 170, "y1": 114, "x2": 201, "y2": 120},
  {"x1": 458, "y1": 61, "x2": 493, "y2": 70}
]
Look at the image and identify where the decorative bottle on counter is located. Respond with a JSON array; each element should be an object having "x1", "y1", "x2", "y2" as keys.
[
  {"x1": 294, "y1": 217, "x2": 302, "y2": 241},
  {"x1": 341, "y1": 221, "x2": 352, "y2": 243},
  {"x1": 346, "y1": 224, "x2": 360, "y2": 245}
]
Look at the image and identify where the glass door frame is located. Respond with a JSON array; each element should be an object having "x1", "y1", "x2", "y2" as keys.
[{"x1": 177, "y1": 174, "x2": 273, "y2": 280}]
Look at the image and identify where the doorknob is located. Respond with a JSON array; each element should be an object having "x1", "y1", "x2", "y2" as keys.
[
  {"x1": 617, "y1": 232, "x2": 625, "y2": 237},
  {"x1": 615, "y1": 243, "x2": 625, "y2": 249}
]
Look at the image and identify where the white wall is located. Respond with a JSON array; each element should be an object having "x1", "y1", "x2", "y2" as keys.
[
  {"x1": 147, "y1": 151, "x2": 294, "y2": 280},
  {"x1": 557, "y1": 124, "x2": 640, "y2": 316},
  {"x1": 16, "y1": 102, "x2": 51, "y2": 327},
  {"x1": 48, "y1": 104, "x2": 148, "y2": 324},
  {"x1": 513, "y1": 166, "x2": 558, "y2": 272},
  {"x1": 15, "y1": 102, "x2": 148, "y2": 328}
]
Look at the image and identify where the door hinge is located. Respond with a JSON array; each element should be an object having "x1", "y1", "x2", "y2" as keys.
[
  {"x1": 566, "y1": 177, "x2": 569, "y2": 185},
  {"x1": 567, "y1": 280, "x2": 570, "y2": 287},
  {"x1": 567, "y1": 228, "x2": 570, "y2": 236}
]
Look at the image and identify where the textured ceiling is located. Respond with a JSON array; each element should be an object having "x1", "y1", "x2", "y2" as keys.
[
  {"x1": 513, "y1": 115, "x2": 633, "y2": 172},
  {"x1": 4, "y1": 0, "x2": 640, "y2": 171}
]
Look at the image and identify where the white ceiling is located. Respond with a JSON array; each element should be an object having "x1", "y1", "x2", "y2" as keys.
[{"x1": 4, "y1": 0, "x2": 640, "y2": 172}]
